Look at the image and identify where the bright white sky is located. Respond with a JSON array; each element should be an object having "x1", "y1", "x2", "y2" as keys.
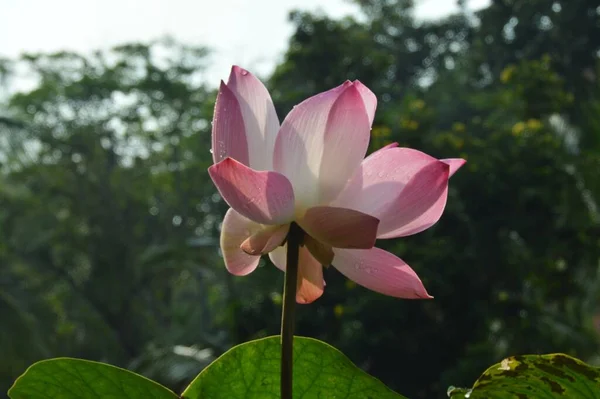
[{"x1": 0, "y1": 0, "x2": 489, "y2": 86}]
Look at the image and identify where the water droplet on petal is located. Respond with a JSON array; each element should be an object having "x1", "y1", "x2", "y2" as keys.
[
  {"x1": 209, "y1": 148, "x2": 214, "y2": 154},
  {"x1": 377, "y1": 171, "x2": 385, "y2": 178}
]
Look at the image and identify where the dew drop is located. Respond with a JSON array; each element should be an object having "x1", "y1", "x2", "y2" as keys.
[
  {"x1": 377, "y1": 171, "x2": 385, "y2": 178},
  {"x1": 209, "y1": 148, "x2": 214, "y2": 154}
]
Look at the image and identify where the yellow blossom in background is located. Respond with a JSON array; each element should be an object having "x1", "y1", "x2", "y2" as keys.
[
  {"x1": 401, "y1": 118, "x2": 419, "y2": 130},
  {"x1": 270, "y1": 292, "x2": 282, "y2": 305},
  {"x1": 453, "y1": 137, "x2": 465, "y2": 149},
  {"x1": 498, "y1": 291, "x2": 509, "y2": 302},
  {"x1": 334, "y1": 304, "x2": 344, "y2": 318},
  {"x1": 371, "y1": 125, "x2": 391, "y2": 138},
  {"x1": 512, "y1": 119, "x2": 543, "y2": 137},
  {"x1": 501, "y1": 65, "x2": 516, "y2": 83},
  {"x1": 410, "y1": 99, "x2": 425, "y2": 111},
  {"x1": 526, "y1": 119, "x2": 543, "y2": 131},
  {"x1": 452, "y1": 122, "x2": 466, "y2": 132},
  {"x1": 512, "y1": 121, "x2": 526, "y2": 136}
]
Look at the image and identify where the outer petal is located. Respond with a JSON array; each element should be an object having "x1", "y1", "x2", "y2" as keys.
[
  {"x1": 220, "y1": 208, "x2": 261, "y2": 276},
  {"x1": 227, "y1": 66, "x2": 280, "y2": 170},
  {"x1": 334, "y1": 148, "x2": 452, "y2": 238},
  {"x1": 208, "y1": 158, "x2": 295, "y2": 225},
  {"x1": 333, "y1": 147, "x2": 436, "y2": 220},
  {"x1": 211, "y1": 81, "x2": 249, "y2": 165},
  {"x1": 240, "y1": 224, "x2": 289, "y2": 255},
  {"x1": 379, "y1": 157, "x2": 465, "y2": 237},
  {"x1": 441, "y1": 158, "x2": 466, "y2": 177},
  {"x1": 353, "y1": 80, "x2": 377, "y2": 126},
  {"x1": 377, "y1": 161, "x2": 450, "y2": 238},
  {"x1": 370, "y1": 142, "x2": 399, "y2": 154},
  {"x1": 332, "y1": 247, "x2": 432, "y2": 299},
  {"x1": 269, "y1": 246, "x2": 325, "y2": 304},
  {"x1": 274, "y1": 82, "x2": 371, "y2": 208},
  {"x1": 299, "y1": 206, "x2": 379, "y2": 249}
]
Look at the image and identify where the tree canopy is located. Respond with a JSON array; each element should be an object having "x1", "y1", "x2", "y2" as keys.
[{"x1": 1, "y1": 1, "x2": 599, "y2": 398}]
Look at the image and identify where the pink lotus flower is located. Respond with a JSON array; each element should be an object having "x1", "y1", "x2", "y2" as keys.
[{"x1": 209, "y1": 66, "x2": 465, "y2": 304}]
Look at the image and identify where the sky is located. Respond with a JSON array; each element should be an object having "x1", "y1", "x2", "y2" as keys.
[{"x1": 0, "y1": 0, "x2": 490, "y2": 86}]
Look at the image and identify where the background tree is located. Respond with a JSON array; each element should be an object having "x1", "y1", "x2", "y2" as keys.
[{"x1": 1, "y1": 1, "x2": 599, "y2": 398}]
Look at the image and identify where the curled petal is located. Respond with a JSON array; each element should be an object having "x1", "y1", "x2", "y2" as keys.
[
  {"x1": 334, "y1": 147, "x2": 453, "y2": 238},
  {"x1": 208, "y1": 157, "x2": 295, "y2": 225},
  {"x1": 220, "y1": 208, "x2": 261, "y2": 276},
  {"x1": 240, "y1": 224, "x2": 289, "y2": 255},
  {"x1": 296, "y1": 250, "x2": 325, "y2": 304},
  {"x1": 377, "y1": 161, "x2": 450, "y2": 238},
  {"x1": 269, "y1": 246, "x2": 325, "y2": 304},
  {"x1": 299, "y1": 206, "x2": 379, "y2": 249},
  {"x1": 334, "y1": 147, "x2": 435, "y2": 221},
  {"x1": 274, "y1": 82, "x2": 371, "y2": 207},
  {"x1": 441, "y1": 158, "x2": 466, "y2": 177},
  {"x1": 332, "y1": 247, "x2": 432, "y2": 299},
  {"x1": 211, "y1": 82, "x2": 250, "y2": 165},
  {"x1": 227, "y1": 66, "x2": 280, "y2": 170}
]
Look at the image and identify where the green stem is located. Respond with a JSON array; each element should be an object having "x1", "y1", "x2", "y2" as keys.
[{"x1": 281, "y1": 222, "x2": 303, "y2": 399}]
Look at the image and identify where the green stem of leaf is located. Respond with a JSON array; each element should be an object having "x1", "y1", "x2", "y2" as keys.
[{"x1": 281, "y1": 222, "x2": 303, "y2": 399}]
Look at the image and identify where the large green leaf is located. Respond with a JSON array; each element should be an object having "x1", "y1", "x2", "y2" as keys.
[
  {"x1": 448, "y1": 353, "x2": 600, "y2": 398},
  {"x1": 8, "y1": 358, "x2": 177, "y2": 399},
  {"x1": 182, "y1": 336, "x2": 406, "y2": 399}
]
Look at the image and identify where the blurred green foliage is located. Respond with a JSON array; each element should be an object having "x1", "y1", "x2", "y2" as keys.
[{"x1": 1, "y1": 1, "x2": 599, "y2": 398}]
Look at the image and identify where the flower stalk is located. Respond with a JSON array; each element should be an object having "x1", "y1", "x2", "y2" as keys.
[{"x1": 280, "y1": 222, "x2": 303, "y2": 399}]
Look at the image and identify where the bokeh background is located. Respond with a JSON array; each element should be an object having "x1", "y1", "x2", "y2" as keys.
[{"x1": 1, "y1": 0, "x2": 599, "y2": 398}]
